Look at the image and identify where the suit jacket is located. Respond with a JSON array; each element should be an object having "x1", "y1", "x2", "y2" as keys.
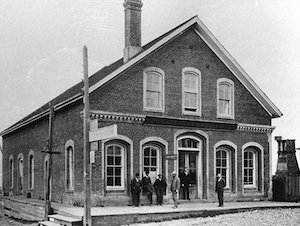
[
  {"x1": 180, "y1": 172, "x2": 191, "y2": 186},
  {"x1": 131, "y1": 178, "x2": 142, "y2": 194},
  {"x1": 170, "y1": 176, "x2": 180, "y2": 192},
  {"x1": 153, "y1": 178, "x2": 167, "y2": 195},
  {"x1": 142, "y1": 176, "x2": 154, "y2": 194},
  {"x1": 215, "y1": 178, "x2": 226, "y2": 192}
]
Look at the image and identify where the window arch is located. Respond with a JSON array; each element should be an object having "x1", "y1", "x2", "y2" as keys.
[
  {"x1": 143, "y1": 67, "x2": 165, "y2": 112},
  {"x1": 182, "y1": 67, "x2": 201, "y2": 116},
  {"x1": 28, "y1": 150, "x2": 34, "y2": 190},
  {"x1": 65, "y1": 140, "x2": 74, "y2": 191},
  {"x1": 9, "y1": 155, "x2": 14, "y2": 188},
  {"x1": 105, "y1": 143, "x2": 125, "y2": 190},
  {"x1": 217, "y1": 78, "x2": 234, "y2": 119}
]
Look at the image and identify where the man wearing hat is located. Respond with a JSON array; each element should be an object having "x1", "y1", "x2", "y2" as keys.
[
  {"x1": 170, "y1": 171, "x2": 180, "y2": 208},
  {"x1": 153, "y1": 174, "x2": 167, "y2": 205},
  {"x1": 142, "y1": 170, "x2": 154, "y2": 205},
  {"x1": 131, "y1": 173, "x2": 142, "y2": 207}
]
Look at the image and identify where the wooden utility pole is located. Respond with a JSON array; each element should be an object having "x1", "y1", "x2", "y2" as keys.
[
  {"x1": 44, "y1": 105, "x2": 54, "y2": 220},
  {"x1": 83, "y1": 45, "x2": 91, "y2": 226}
]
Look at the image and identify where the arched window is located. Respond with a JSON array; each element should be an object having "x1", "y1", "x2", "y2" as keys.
[
  {"x1": 216, "y1": 149, "x2": 230, "y2": 188},
  {"x1": 182, "y1": 68, "x2": 201, "y2": 115},
  {"x1": 244, "y1": 149, "x2": 256, "y2": 187},
  {"x1": 143, "y1": 145, "x2": 162, "y2": 182},
  {"x1": 66, "y1": 146, "x2": 74, "y2": 191},
  {"x1": 28, "y1": 150, "x2": 34, "y2": 190},
  {"x1": 65, "y1": 140, "x2": 75, "y2": 191},
  {"x1": 143, "y1": 67, "x2": 164, "y2": 112},
  {"x1": 106, "y1": 144, "x2": 125, "y2": 190},
  {"x1": 9, "y1": 155, "x2": 14, "y2": 188},
  {"x1": 17, "y1": 154, "x2": 24, "y2": 195},
  {"x1": 217, "y1": 78, "x2": 234, "y2": 119}
]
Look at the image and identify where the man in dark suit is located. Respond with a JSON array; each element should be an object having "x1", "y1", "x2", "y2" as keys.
[
  {"x1": 153, "y1": 174, "x2": 167, "y2": 205},
  {"x1": 142, "y1": 170, "x2": 154, "y2": 205},
  {"x1": 131, "y1": 173, "x2": 142, "y2": 207},
  {"x1": 215, "y1": 173, "x2": 226, "y2": 207},
  {"x1": 180, "y1": 167, "x2": 191, "y2": 200}
]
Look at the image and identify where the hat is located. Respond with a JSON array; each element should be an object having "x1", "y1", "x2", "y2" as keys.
[
  {"x1": 158, "y1": 174, "x2": 163, "y2": 177},
  {"x1": 171, "y1": 171, "x2": 177, "y2": 175}
]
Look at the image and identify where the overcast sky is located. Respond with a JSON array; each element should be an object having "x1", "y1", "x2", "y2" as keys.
[{"x1": 0, "y1": 0, "x2": 299, "y2": 172}]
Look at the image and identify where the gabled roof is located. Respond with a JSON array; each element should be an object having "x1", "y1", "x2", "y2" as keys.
[{"x1": 0, "y1": 16, "x2": 282, "y2": 136}]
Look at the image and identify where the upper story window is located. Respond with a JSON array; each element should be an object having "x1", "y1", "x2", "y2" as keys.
[
  {"x1": 143, "y1": 67, "x2": 164, "y2": 112},
  {"x1": 182, "y1": 68, "x2": 201, "y2": 116},
  {"x1": 217, "y1": 78, "x2": 234, "y2": 119}
]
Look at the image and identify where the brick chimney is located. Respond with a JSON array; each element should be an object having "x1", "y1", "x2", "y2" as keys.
[{"x1": 123, "y1": 0, "x2": 143, "y2": 63}]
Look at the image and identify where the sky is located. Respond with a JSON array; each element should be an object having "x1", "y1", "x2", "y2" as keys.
[{"x1": 0, "y1": 0, "x2": 300, "y2": 173}]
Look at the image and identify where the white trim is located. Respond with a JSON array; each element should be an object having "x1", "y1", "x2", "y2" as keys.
[
  {"x1": 65, "y1": 139, "x2": 75, "y2": 191},
  {"x1": 143, "y1": 67, "x2": 165, "y2": 112},
  {"x1": 9, "y1": 155, "x2": 14, "y2": 189},
  {"x1": 217, "y1": 78, "x2": 234, "y2": 119},
  {"x1": 28, "y1": 150, "x2": 34, "y2": 190},
  {"x1": 267, "y1": 131, "x2": 273, "y2": 197},
  {"x1": 213, "y1": 140, "x2": 237, "y2": 193},
  {"x1": 242, "y1": 142, "x2": 264, "y2": 192},
  {"x1": 182, "y1": 67, "x2": 202, "y2": 116}
]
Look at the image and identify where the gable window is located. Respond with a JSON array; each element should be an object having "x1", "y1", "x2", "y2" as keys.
[
  {"x1": 106, "y1": 144, "x2": 125, "y2": 190},
  {"x1": 143, "y1": 67, "x2": 164, "y2": 112},
  {"x1": 9, "y1": 155, "x2": 14, "y2": 188},
  {"x1": 28, "y1": 150, "x2": 34, "y2": 190},
  {"x1": 217, "y1": 78, "x2": 234, "y2": 119},
  {"x1": 182, "y1": 68, "x2": 201, "y2": 115}
]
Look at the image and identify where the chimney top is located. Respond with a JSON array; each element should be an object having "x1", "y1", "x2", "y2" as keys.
[{"x1": 123, "y1": 0, "x2": 143, "y2": 63}]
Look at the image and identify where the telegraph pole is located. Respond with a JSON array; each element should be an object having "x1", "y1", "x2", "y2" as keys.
[
  {"x1": 44, "y1": 104, "x2": 54, "y2": 220},
  {"x1": 83, "y1": 45, "x2": 91, "y2": 226}
]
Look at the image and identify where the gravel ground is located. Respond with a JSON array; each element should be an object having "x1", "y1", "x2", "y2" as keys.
[{"x1": 128, "y1": 208, "x2": 300, "y2": 226}]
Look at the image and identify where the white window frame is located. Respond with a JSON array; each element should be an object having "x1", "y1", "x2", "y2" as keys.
[
  {"x1": 28, "y1": 150, "x2": 34, "y2": 190},
  {"x1": 65, "y1": 140, "x2": 75, "y2": 191},
  {"x1": 243, "y1": 149, "x2": 257, "y2": 188},
  {"x1": 142, "y1": 145, "x2": 161, "y2": 182},
  {"x1": 143, "y1": 67, "x2": 165, "y2": 112},
  {"x1": 106, "y1": 144, "x2": 125, "y2": 191},
  {"x1": 215, "y1": 148, "x2": 230, "y2": 189},
  {"x1": 9, "y1": 155, "x2": 14, "y2": 189},
  {"x1": 217, "y1": 78, "x2": 234, "y2": 119},
  {"x1": 182, "y1": 67, "x2": 201, "y2": 116}
]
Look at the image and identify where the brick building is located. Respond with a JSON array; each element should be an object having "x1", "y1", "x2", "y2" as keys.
[{"x1": 0, "y1": 0, "x2": 282, "y2": 205}]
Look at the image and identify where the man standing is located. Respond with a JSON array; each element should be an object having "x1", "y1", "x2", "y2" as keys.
[
  {"x1": 170, "y1": 171, "x2": 180, "y2": 208},
  {"x1": 131, "y1": 173, "x2": 142, "y2": 207},
  {"x1": 142, "y1": 170, "x2": 154, "y2": 205},
  {"x1": 180, "y1": 167, "x2": 191, "y2": 200},
  {"x1": 215, "y1": 173, "x2": 226, "y2": 207},
  {"x1": 153, "y1": 174, "x2": 167, "y2": 205}
]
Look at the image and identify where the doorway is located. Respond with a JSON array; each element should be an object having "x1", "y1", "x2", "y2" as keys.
[{"x1": 177, "y1": 137, "x2": 202, "y2": 199}]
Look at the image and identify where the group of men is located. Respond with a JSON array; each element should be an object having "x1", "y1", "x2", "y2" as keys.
[{"x1": 130, "y1": 167, "x2": 226, "y2": 208}]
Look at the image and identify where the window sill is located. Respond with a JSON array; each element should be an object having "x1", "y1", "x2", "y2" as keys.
[
  {"x1": 217, "y1": 114, "x2": 234, "y2": 120},
  {"x1": 66, "y1": 190, "x2": 75, "y2": 193},
  {"x1": 143, "y1": 108, "x2": 164, "y2": 113},
  {"x1": 183, "y1": 111, "x2": 201, "y2": 116}
]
